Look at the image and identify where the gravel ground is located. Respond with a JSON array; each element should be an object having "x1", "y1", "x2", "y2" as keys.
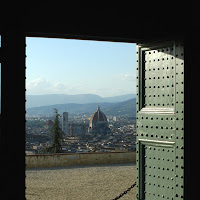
[{"x1": 26, "y1": 163, "x2": 136, "y2": 200}]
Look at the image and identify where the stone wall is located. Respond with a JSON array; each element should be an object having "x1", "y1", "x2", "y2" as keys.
[{"x1": 26, "y1": 152, "x2": 136, "y2": 169}]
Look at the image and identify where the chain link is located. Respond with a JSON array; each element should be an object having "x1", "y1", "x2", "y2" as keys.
[{"x1": 112, "y1": 181, "x2": 136, "y2": 200}]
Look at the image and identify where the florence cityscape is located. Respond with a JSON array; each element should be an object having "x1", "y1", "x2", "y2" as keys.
[
  {"x1": 25, "y1": 38, "x2": 136, "y2": 155},
  {"x1": 26, "y1": 94, "x2": 136, "y2": 155}
]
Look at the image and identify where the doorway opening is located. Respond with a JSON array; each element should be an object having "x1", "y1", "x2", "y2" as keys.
[{"x1": 25, "y1": 37, "x2": 137, "y2": 199}]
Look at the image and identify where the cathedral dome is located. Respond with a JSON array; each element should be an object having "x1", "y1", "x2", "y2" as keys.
[
  {"x1": 89, "y1": 105, "x2": 107, "y2": 123},
  {"x1": 89, "y1": 105, "x2": 110, "y2": 134}
]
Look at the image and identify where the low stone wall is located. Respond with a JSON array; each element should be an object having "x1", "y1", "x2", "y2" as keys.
[{"x1": 26, "y1": 151, "x2": 136, "y2": 169}]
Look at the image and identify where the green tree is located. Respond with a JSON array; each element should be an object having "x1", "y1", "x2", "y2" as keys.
[
  {"x1": 40, "y1": 108, "x2": 64, "y2": 154},
  {"x1": 50, "y1": 108, "x2": 64, "y2": 153}
]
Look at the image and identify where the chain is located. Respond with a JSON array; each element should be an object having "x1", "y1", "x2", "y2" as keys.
[{"x1": 112, "y1": 181, "x2": 136, "y2": 200}]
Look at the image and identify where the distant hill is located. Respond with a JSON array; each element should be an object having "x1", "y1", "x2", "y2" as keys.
[
  {"x1": 26, "y1": 102, "x2": 113, "y2": 116},
  {"x1": 26, "y1": 93, "x2": 136, "y2": 108},
  {"x1": 26, "y1": 94, "x2": 104, "y2": 108},
  {"x1": 104, "y1": 98, "x2": 136, "y2": 117},
  {"x1": 104, "y1": 94, "x2": 136, "y2": 103},
  {"x1": 26, "y1": 98, "x2": 136, "y2": 117}
]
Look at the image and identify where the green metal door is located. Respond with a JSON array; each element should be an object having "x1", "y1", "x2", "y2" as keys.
[{"x1": 136, "y1": 41, "x2": 184, "y2": 200}]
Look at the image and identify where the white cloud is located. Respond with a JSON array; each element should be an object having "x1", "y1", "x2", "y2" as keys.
[
  {"x1": 26, "y1": 78, "x2": 68, "y2": 94},
  {"x1": 26, "y1": 78, "x2": 50, "y2": 90},
  {"x1": 26, "y1": 78, "x2": 91, "y2": 95},
  {"x1": 120, "y1": 73, "x2": 136, "y2": 81},
  {"x1": 26, "y1": 76, "x2": 136, "y2": 96}
]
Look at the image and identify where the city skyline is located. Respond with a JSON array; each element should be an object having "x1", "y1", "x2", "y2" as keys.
[{"x1": 26, "y1": 37, "x2": 136, "y2": 97}]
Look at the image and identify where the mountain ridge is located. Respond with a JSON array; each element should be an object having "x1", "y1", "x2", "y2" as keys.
[
  {"x1": 26, "y1": 93, "x2": 136, "y2": 108},
  {"x1": 26, "y1": 98, "x2": 136, "y2": 117}
]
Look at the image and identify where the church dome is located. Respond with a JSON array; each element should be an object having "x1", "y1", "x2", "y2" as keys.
[
  {"x1": 90, "y1": 105, "x2": 107, "y2": 123},
  {"x1": 89, "y1": 105, "x2": 110, "y2": 135}
]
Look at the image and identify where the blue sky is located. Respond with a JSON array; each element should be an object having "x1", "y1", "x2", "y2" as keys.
[{"x1": 26, "y1": 37, "x2": 136, "y2": 97}]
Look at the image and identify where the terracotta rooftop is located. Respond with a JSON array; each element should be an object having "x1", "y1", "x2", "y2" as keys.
[{"x1": 90, "y1": 105, "x2": 107, "y2": 123}]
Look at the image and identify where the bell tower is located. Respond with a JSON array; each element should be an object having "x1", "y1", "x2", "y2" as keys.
[{"x1": 62, "y1": 112, "x2": 69, "y2": 135}]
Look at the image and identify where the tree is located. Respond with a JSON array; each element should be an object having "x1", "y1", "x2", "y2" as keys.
[
  {"x1": 40, "y1": 108, "x2": 64, "y2": 154},
  {"x1": 50, "y1": 108, "x2": 64, "y2": 153}
]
